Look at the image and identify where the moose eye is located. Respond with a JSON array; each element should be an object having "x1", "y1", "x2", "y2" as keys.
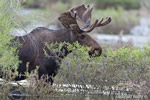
[{"x1": 80, "y1": 35, "x2": 85, "y2": 39}]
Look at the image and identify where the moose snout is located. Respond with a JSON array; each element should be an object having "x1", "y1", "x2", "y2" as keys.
[{"x1": 88, "y1": 47, "x2": 102, "y2": 57}]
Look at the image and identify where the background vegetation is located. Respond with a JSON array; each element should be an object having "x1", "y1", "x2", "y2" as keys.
[
  {"x1": 92, "y1": 0, "x2": 140, "y2": 9},
  {"x1": 0, "y1": 0, "x2": 20, "y2": 79},
  {"x1": 21, "y1": 0, "x2": 141, "y2": 10},
  {"x1": 53, "y1": 42, "x2": 150, "y2": 95},
  {"x1": 20, "y1": 0, "x2": 141, "y2": 34}
]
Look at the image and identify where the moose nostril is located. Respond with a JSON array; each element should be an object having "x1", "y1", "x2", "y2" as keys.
[
  {"x1": 95, "y1": 48, "x2": 102, "y2": 56},
  {"x1": 88, "y1": 51, "x2": 92, "y2": 56},
  {"x1": 88, "y1": 48, "x2": 102, "y2": 57}
]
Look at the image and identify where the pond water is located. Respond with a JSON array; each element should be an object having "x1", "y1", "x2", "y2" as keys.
[
  {"x1": 0, "y1": 78, "x2": 149, "y2": 100},
  {"x1": 93, "y1": 33, "x2": 150, "y2": 48},
  {"x1": 4, "y1": 93, "x2": 149, "y2": 100},
  {"x1": 131, "y1": 18, "x2": 150, "y2": 36},
  {"x1": 1, "y1": 87, "x2": 149, "y2": 100},
  {"x1": 94, "y1": 18, "x2": 150, "y2": 48}
]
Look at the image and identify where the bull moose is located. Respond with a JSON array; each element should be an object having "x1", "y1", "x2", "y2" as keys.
[{"x1": 14, "y1": 4, "x2": 111, "y2": 84}]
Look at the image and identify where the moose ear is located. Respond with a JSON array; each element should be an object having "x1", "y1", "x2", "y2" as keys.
[
  {"x1": 58, "y1": 11, "x2": 81, "y2": 32},
  {"x1": 58, "y1": 4, "x2": 89, "y2": 31},
  {"x1": 58, "y1": 4, "x2": 111, "y2": 33},
  {"x1": 58, "y1": 12, "x2": 72, "y2": 29}
]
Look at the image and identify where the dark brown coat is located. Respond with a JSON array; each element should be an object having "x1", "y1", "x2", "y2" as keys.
[{"x1": 14, "y1": 4, "x2": 111, "y2": 84}]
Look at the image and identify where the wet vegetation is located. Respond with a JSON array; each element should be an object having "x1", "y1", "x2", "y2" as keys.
[{"x1": 0, "y1": 0, "x2": 150, "y2": 100}]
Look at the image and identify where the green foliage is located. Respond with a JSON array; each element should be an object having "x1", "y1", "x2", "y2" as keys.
[
  {"x1": 104, "y1": 47, "x2": 150, "y2": 81},
  {"x1": 21, "y1": 0, "x2": 47, "y2": 8},
  {"x1": 53, "y1": 2, "x2": 69, "y2": 12},
  {"x1": 21, "y1": 0, "x2": 141, "y2": 10},
  {"x1": 0, "y1": 0, "x2": 20, "y2": 77},
  {"x1": 22, "y1": 0, "x2": 35, "y2": 5},
  {"x1": 91, "y1": 0, "x2": 140, "y2": 9},
  {"x1": 93, "y1": 7, "x2": 139, "y2": 34},
  {"x1": 53, "y1": 42, "x2": 150, "y2": 93},
  {"x1": 20, "y1": 0, "x2": 140, "y2": 34}
]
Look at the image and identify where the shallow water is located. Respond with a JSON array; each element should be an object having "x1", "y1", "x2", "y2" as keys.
[
  {"x1": 0, "y1": 78, "x2": 149, "y2": 100},
  {"x1": 131, "y1": 18, "x2": 150, "y2": 36},
  {"x1": 2, "y1": 91, "x2": 149, "y2": 100},
  {"x1": 93, "y1": 34, "x2": 150, "y2": 48}
]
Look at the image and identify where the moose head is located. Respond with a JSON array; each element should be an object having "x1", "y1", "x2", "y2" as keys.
[
  {"x1": 14, "y1": 4, "x2": 111, "y2": 84},
  {"x1": 58, "y1": 4, "x2": 111, "y2": 56}
]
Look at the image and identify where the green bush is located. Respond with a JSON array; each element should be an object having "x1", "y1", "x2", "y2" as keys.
[
  {"x1": 53, "y1": 42, "x2": 150, "y2": 94},
  {"x1": 92, "y1": 7, "x2": 139, "y2": 34},
  {"x1": 21, "y1": 0, "x2": 141, "y2": 10},
  {"x1": 21, "y1": 0, "x2": 47, "y2": 8},
  {"x1": 52, "y1": 2, "x2": 69, "y2": 12},
  {"x1": 92, "y1": 0, "x2": 140, "y2": 9},
  {"x1": 0, "y1": 0, "x2": 20, "y2": 79}
]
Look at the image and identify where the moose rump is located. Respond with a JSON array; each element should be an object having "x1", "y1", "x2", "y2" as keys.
[{"x1": 14, "y1": 4, "x2": 111, "y2": 85}]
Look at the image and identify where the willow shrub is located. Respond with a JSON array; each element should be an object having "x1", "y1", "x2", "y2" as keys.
[
  {"x1": 0, "y1": 0, "x2": 20, "y2": 79},
  {"x1": 51, "y1": 42, "x2": 150, "y2": 94}
]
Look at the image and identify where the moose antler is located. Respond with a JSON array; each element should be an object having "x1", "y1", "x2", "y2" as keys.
[{"x1": 58, "y1": 4, "x2": 111, "y2": 33}]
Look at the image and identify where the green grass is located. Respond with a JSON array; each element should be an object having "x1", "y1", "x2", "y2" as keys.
[
  {"x1": 91, "y1": 0, "x2": 140, "y2": 9},
  {"x1": 92, "y1": 7, "x2": 139, "y2": 34},
  {"x1": 21, "y1": 0, "x2": 141, "y2": 10}
]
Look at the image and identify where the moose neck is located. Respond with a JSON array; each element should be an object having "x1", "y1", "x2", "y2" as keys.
[
  {"x1": 25, "y1": 27, "x2": 77, "y2": 44},
  {"x1": 52, "y1": 28, "x2": 78, "y2": 43},
  {"x1": 30, "y1": 28, "x2": 78, "y2": 59},
  {"x1": 53, "y1": 28, "x2": 77, "y2": 58}
]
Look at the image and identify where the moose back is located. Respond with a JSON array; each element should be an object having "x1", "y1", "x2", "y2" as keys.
[{"x1": 14, "y1": 4, "x2": 111, "y2": 84}]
